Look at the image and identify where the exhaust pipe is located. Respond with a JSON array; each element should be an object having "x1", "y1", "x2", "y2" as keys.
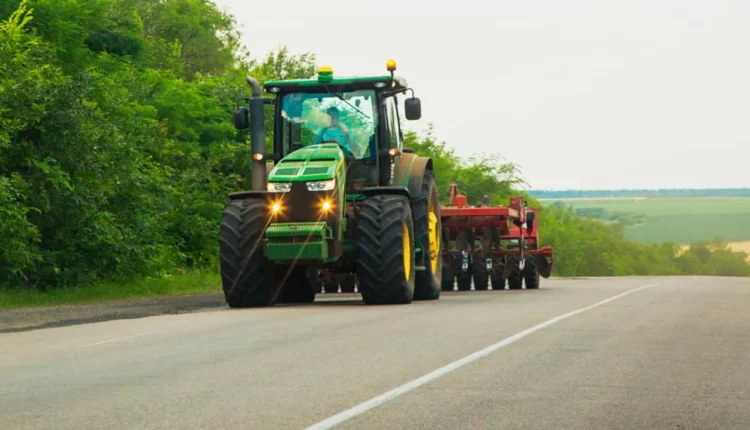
[{"x1": 246, "y1": 76, "x2": 267, "y2": 191}]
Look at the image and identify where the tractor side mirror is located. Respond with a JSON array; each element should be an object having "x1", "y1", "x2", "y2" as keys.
[
  {"x1": 234, "y1": 106, "x2": 249, "y2": 130},
  {"x1": 404, "y1": 97, "x2": 421, "y2": 120},
  {"x1": 526, "y1": 211, "x2": 535, "y2": 233}
]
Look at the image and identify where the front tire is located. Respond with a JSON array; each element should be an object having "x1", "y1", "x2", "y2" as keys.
[
  {"x1": 219, "y1": 199, "x2": 274, "y2": 307},
  {"x1": 355, "y1": 194, "x2": 416, "y2": 305},
  {"x1": 413, "y1": 170, "x2": 442, "y2": 301}
]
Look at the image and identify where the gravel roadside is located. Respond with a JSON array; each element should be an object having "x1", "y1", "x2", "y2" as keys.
[{"x1": 0, "y1": 293, "x2": 227, "y2": 333}]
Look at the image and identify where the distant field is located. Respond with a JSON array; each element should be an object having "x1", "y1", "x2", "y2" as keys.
[
  {"x1": 728, "y1": 241, "x2": 750, "y2": 261},
  {"x1": 678, "y1": 241, "x2": 750, "y2": 262},
  {"x1": 543, "y1": 197, "x2": 750, "y2": 244}
]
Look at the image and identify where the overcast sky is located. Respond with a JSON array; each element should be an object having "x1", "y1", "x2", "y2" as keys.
[{"x1": 213, "y1": 0, "x2": 749, "y2": 190}]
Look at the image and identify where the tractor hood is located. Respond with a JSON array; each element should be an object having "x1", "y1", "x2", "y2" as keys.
[{"x1": 268, "y1": 144, "x2": 344, "y2": 182}]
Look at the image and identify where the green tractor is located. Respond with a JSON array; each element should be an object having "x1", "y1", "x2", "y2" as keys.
[{"x1": 222, "y1": 59, "x2": 442, "y2": 307}]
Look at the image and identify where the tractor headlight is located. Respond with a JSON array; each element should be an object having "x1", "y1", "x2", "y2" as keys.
[
  {"x1": 306, "y1": 179, "x2": 335, "y2": 192},
  {"x1": 267, "y1": 182, "x2": 292, "y2": 193},
  {"x1": 320, "y1": 198, "x2": 334, "y2": 214}
]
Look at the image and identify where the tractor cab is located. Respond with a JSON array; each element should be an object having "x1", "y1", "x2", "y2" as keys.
[{"x1": 261, "y1": 60, "x2": 422, "y2": 194}]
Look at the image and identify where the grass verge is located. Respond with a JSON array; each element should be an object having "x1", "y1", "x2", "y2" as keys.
[{"x1": 0, "y1": 269, "x2": 220, "y2": 310}]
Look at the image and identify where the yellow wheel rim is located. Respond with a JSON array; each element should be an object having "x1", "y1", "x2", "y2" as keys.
[
  {"x1": 403, "y1": 222, "x2": 411, "y2": 281},
  {"x1": 428, "y1": 198, "x2": 440, "y2": 274}
]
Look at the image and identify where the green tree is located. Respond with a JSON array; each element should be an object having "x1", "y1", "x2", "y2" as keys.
[{"x1": 0, "y1": 0, "x2": 316, "y2": 289}]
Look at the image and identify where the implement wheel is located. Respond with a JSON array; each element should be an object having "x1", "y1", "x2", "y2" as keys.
[
  {"x1": 491, "y1": 263, "x2": 505, "y2": 290},
  {"x1": 219, "y1": 199, "x2": 275, "y2": 307},
  {"x1": 340, "y1": 274, "x2": 356, "y2": 293},
  {"x1": 457, "y1": 269, "x2": 472, "y2": 291},
  {"x1": 440, "y1": 230, "x2": 454, "y2": 291},
  {"x1": 472, "y1": 251, "x2": 489, "y2": 291},
  {"x1": 455, "y1": 228, "x2": 473, "y2": 291},
  {"x1": 355, "y1": 194, "x2": 416, "y2": 305},
  {"x1": 413, "y1": 170, "x2": 443, "y2": 301},
  {"x1": 523, "y1": 256, "x2": 540, "y2": 289},
  {"x1": 506, "y1": 256, "x2": 523, "y2": 290},
  {"x1": 508, "y1": 272, "x2": 523, "y2": 290},
  {"x1": 441, "y1": 259, "x2": 455, "y2": 291},
  {"x1": 314, "y1": 271, "x2": 325, "y2": 294}
]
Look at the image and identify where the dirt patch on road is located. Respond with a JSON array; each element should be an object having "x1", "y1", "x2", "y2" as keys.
[{"x1": 0, "y1": 293, "x2": 227, "y2": 333}]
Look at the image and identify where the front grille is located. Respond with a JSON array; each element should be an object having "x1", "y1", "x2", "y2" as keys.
[{"x1": 270, "y1": 182, "x2": 340, "y2": 236}]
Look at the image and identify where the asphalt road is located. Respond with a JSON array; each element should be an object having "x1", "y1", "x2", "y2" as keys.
[{"x1": 2, "y1": 276, "x2": 749, "y2": 429}]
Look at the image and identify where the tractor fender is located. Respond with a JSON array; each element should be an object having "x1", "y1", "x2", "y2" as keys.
[{"x1": 392, "y1": 153, "x2": 433, "y2": 200}]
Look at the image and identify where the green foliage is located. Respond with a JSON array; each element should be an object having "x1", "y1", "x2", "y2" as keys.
[
  {"x1": 403, "y1": 125, "x2": 527, "y2": 206},
  {"x1": 571, "y1": 206, "x2": 647, "y2": 227},
  {"x1": 250, "y1": 46, "x2": 317, "y2": 151},
  {"x1": 675, "y1": 239, "x2": 750, "y2": 277},
  {"x1": 134, "y1": 0, "x2": 250, "y2": 78},
  {"x1": 0, "y1": 0, "x2": 315, "y2": 290},
  {"x1": 0, "y1": 268, "x2": 220, "y2": 309}
]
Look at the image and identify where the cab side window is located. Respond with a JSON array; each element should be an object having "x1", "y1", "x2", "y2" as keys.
[{"x1": 384, "y1": 96, "x2": 402, "y2": 151}]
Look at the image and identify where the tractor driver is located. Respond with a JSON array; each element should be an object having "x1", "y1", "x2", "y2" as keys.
[{"x1": 312, "y1": 106, "x2": 356, "y2": 157}]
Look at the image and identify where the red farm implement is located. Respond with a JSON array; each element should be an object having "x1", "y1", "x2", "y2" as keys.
[{"x1": 440, "y1": 183, "x2": 553, "y2": 291}]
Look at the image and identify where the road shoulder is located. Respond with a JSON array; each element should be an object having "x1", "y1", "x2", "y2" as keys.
[{"x1": 0, "y1": 293, "x2": 226, "y2": 333}]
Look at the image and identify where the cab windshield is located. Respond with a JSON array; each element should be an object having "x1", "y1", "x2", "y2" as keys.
[{"x1": 280, "y1": 89, "x2": 377, "y2": 159}]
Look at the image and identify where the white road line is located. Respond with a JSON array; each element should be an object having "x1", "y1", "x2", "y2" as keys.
[
  {"x1": 303, "y1": 281, "x2": 670, "y2": 430},
  {"x1": 78, "y1": 331, "x2": 158, "y2": 348}
]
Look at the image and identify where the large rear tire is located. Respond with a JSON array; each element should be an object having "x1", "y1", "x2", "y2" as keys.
[
  {"x1": 219, "y1": 199, "x2": 274, "y2": 307},
  {"x1": 355, "y1": 194, "x2": 416, "y2": 305},
  {"x1": 413, "y1": 170, "x2": 442, "y2": 301}
]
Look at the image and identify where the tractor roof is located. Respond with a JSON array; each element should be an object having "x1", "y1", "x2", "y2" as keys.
[{"x1": 262, "y1": 60, "x2": 409, "y2": 94}]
